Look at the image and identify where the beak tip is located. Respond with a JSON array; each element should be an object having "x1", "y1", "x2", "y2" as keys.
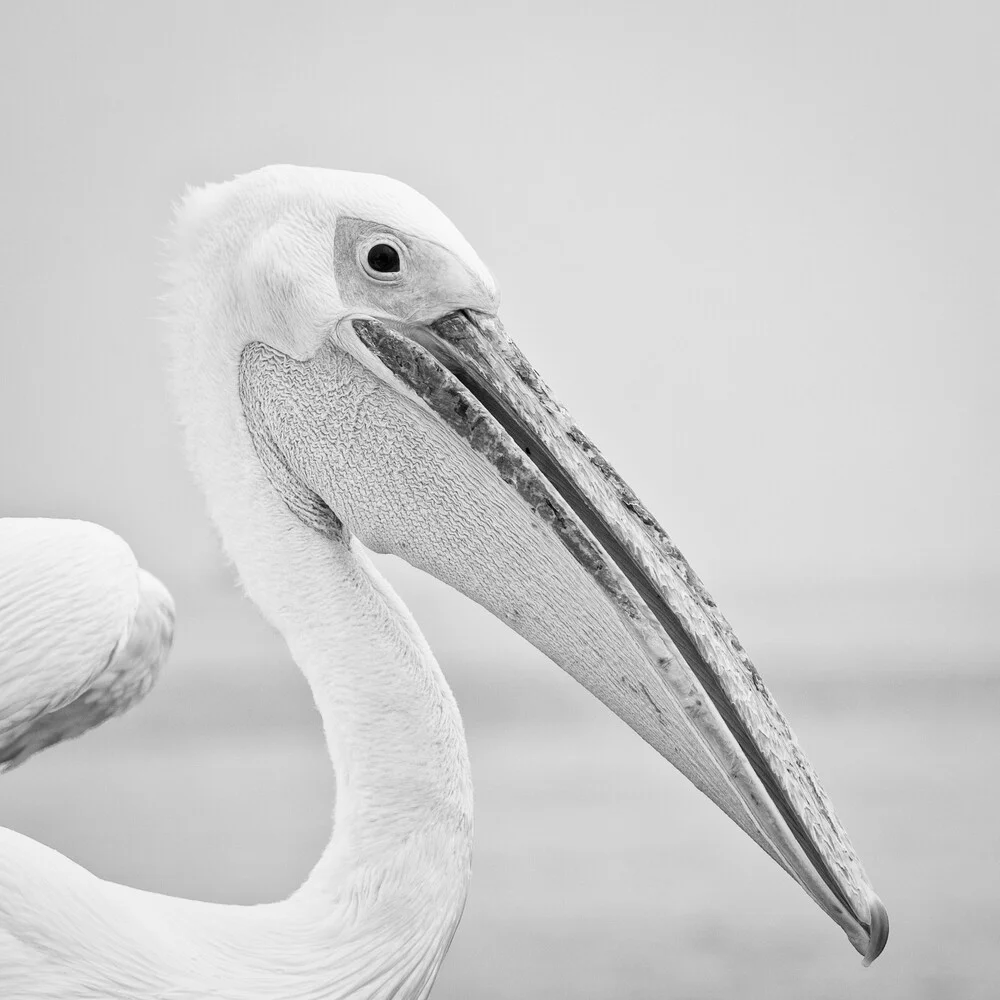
[{"x1": 861, "y1": 893, "x2": 889, "y2": 967}]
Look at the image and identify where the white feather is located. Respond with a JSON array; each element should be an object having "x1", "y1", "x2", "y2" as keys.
[{"x1": 0, "y1": 519, "x2": 173, "y2": 769}]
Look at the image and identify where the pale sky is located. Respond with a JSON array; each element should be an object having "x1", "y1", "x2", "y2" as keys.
[{"x1": 1, "y1": 2, "x2": 996, "y2": 658}]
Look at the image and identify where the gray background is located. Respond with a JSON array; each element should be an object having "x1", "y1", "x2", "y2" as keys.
[{"x1": 1, "y1": 3, "x2": 997, "y2": 998}]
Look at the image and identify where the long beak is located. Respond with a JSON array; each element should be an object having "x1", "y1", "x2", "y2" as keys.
[{"x1": 353, "y1": 309, "x2": 888, "y2": 965}]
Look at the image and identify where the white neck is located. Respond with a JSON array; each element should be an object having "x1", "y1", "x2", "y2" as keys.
[
  {"x1": 163, "y1": 288, "x2": 473, "y2": 996},
  {"x1": 235, "y1": 515, "x2": 474, "y2": 997},
  {"x1": 267, "y1": 523, "x2": 473, "y2": 906}
]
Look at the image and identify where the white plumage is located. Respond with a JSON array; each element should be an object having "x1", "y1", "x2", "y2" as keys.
[
  {"x1": 0, "y1": 166, "x2": 886, "y2": 998},
  {"x1": 0, "y1": 519, "x2": 173, "y2": 770}
]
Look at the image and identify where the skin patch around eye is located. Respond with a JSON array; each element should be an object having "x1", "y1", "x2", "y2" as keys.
[
  {"x1": 333, "y1": 217, "x2": 498, "y2": 324},
  {"x1": 334, "y1": 217, "x2": 417, "y2": 315}
]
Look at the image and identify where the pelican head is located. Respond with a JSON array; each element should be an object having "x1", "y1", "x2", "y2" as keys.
[{"x1": 167, "y1": 165, "x2": 886, "y2": 966}]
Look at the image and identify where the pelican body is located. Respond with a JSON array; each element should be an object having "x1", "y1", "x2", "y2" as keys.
[{"x1": 0, "y1": 166, "x2": 886, "y2": 998}]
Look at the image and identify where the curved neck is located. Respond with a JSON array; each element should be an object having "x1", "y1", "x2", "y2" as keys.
[
  {"x1": 171, "y1": 371, "x2": 471, "y2": 997},
  {"x1": 287, "y1": 535, "x2": 474, "y2": 899},
  {"x1": 251, "y1": 481, "x2": 473, "y2": 873},
  {"x1": 193, "y1": 499, "x2": 474, "y2": 998},
  {"x1": 168, "y1": 298, "x2": 473, "y2": 893}
]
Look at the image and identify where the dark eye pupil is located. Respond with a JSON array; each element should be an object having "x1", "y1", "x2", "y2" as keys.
[{"x1": 367, "y1": 243, "x2": 400, "y2": 273}]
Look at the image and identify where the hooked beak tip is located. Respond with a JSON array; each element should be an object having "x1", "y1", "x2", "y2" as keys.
[{"x1": 862, "y1": 893, "x2": 890, "y2": 966}]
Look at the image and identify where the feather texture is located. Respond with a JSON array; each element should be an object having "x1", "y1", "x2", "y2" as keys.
[{"x1": 0, "y1": 519, "x2": 174, "y2": 769}]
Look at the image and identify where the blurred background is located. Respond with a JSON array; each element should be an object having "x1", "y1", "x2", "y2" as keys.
[{"x1": 1, "y1": 2, "x2": 997, "y2": 997}]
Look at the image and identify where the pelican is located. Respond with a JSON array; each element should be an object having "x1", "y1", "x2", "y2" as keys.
[{"x1": 0, "y1": 165, "x2": 887, "y2": 998}]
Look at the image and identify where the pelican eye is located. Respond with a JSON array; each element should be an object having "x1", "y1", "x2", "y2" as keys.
[
  {"x1": 357, "y1": 233, "x2": 407, "y2": 283},
  {"x1": 365, "y1": 243, "x2": 401, "y2": 275}
]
